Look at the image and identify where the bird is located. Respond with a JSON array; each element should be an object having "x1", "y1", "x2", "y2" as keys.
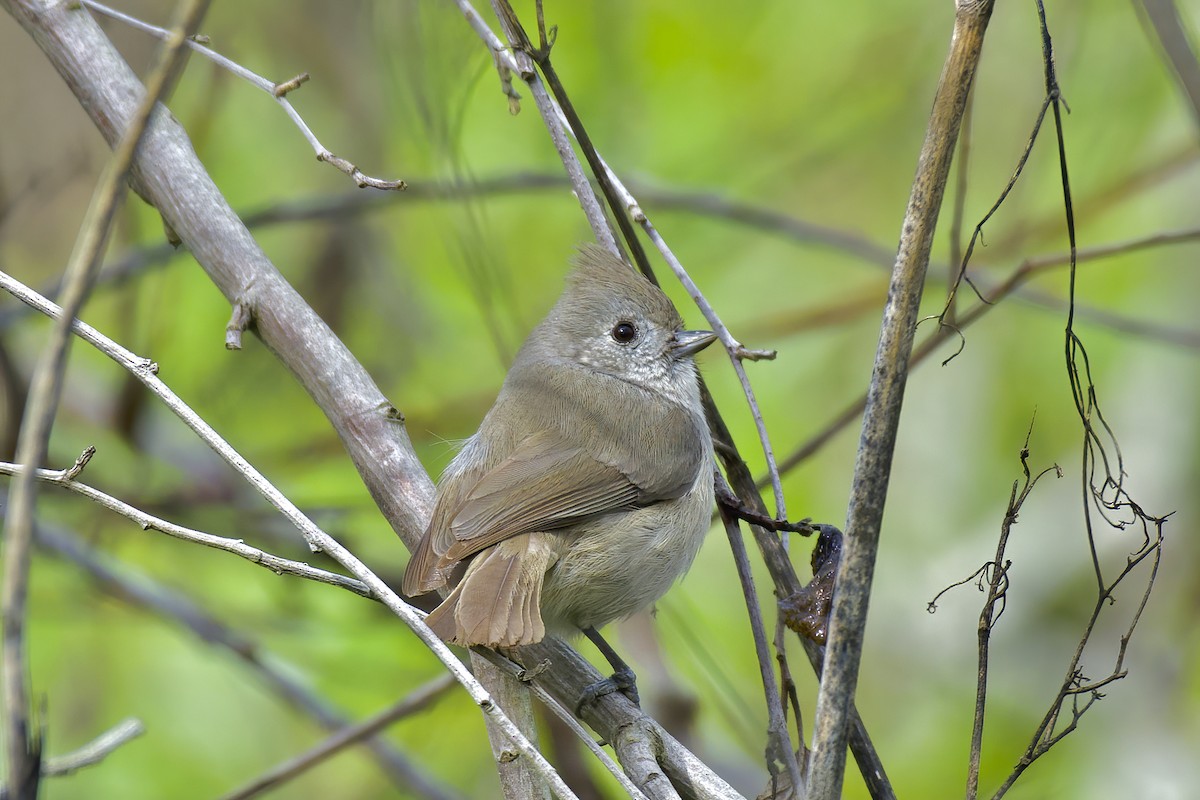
[{"x1": 403, "y1": 244, "x2": 716, "y2": 702}]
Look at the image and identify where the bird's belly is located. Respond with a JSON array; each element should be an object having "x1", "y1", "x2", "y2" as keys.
[{"x1": 539, "y1": 470, "x2": 713, "y2": 634}]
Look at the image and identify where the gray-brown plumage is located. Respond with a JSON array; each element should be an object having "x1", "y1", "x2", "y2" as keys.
[{"x1": 403, "y1": 245, "x2": 716, "y2": 649}]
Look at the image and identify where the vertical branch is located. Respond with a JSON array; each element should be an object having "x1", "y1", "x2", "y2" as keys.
[
  {"x1": 718, "y1": 510, "x2": 806, "y2": 793},
  {"x1": 805, "y1": 3, "x2": 995, "y2": 798},
  {"x1": 472, "y1": 655, "x2": 552, "y2": 800},
  {"x1": 0, "y1": 2, "x2": 209, "y2": 796},
  {"x1": 963, "y1": 429, "x2": 1058, "y2": 799},
  {"x1": 946, "y1": 89, "x2": 974, "y2": 327}
]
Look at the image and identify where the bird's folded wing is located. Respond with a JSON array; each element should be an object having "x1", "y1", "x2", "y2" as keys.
[{"x1": 442, "y1": 431, "x2": 642, "y2": 562}]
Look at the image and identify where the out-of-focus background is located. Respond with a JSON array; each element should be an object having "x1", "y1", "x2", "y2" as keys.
[{"x1": 1, "y1": 1, "x2": 1196, "y2": 798}]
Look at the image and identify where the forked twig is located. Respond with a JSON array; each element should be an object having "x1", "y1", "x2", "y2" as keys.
[{"x1": 81, "y1": 0, "x2": 406, "y2": 190}]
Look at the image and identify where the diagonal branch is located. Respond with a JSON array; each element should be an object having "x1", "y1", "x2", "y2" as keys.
[
  {"x1": 219, "y1": 675, "x2": 457, "y2": 800},
  {"x1": 39, "y1": 718, "x2": 144, "y2": 779}
]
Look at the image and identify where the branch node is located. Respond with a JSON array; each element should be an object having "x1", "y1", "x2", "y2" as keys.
[
  {"x1": 62, "y1": 446, "x2": 97, "y2": 481},
  {"x1": 737, "y1": 345, "x2": 777, "y2": 362},
  {"x1": 272, "y1": 71, "x2": 310, "y2": 98},
  {"x1": 516, "y1": 659, "x2": 551, "y2": 682},
  {"x1": 381, "y1": 402, "x2": 406, "y2": 423},
  {"x1": 225, "y1": 301, "x2": 253, "y2": 350}
]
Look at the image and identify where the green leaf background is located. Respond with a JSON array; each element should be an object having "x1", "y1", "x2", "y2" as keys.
[{"x1": 1, "y1": 0, "x2": 1196, "y2": 797}]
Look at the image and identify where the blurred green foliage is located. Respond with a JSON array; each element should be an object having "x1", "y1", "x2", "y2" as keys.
[{"x1": 1, "y1": 0, "x2": 1198, "y2": 798}]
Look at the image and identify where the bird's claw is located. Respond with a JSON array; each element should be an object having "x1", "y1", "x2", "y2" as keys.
[{"x1": 574, "y1": 667, "x2": 639, "y2": 715}]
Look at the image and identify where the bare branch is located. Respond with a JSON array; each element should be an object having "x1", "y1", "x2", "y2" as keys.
[
  {"x1": 807, "y1": 3, "x2": 996, "y2": 797},
  {"x1": 0, "y1": 456, "x2": 370, "y2": 597},
  {"x1": 1136, "y1": 0, "x2": 1200, "y2": 130},
  {"x1": 0, "y1": 267, "x2": 574, "y2": 799},
  {"x1": 41, "y1": 718, "x2": 144, "y2": 778},
  {"x1": 80, "y1": 0, "x2": 406, "y2": 190}
]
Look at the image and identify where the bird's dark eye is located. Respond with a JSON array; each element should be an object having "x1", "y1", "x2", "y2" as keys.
[{"x1": 611, "y1": 321, "x2": 638, "y2": 344}]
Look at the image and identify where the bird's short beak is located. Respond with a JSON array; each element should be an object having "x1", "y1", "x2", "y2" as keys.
[{"x1": 671, "y1": 329, "x2": 718, "y2": 358}]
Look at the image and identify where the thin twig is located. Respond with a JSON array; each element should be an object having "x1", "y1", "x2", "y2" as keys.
[
  {"x1": 80, "y1": 0, "x2": 406, "y2": 190},
  {"x1": 806, "y1": 3, "x2": 996, "y2": 797},
  {"x1": 7, "y1": 176, "x2": 1197, "y2": 354},
  {"x1": 946, "y1": 87, "x2": 974, "y2": 327},
  {"x1": 0, "y1": 457, "x2": 370, "y2": 597},
  {"x1": 479, "y1": 0, "x2": 616, "y2": 251},
  {"x1": 963, "y1": 424, "x2": 1060, "y2": 799},
  {"x1": 40, "y1": 718, "x2": 144, "y2": 778},
  {"x1": 717, "y1": 506, "x2": 806, "y2": 795},
  {"x1": 770, "y1": 223, "x2": 1200, "y2": 486},
  {"x1": 983, "y1": 6, "x2": 1169, "y2": 796},
  {"x1": 1, "y1": 2, "x2": 209, "y2": 795}
]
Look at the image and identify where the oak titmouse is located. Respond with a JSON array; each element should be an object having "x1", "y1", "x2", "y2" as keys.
[{"x1": 403, "y1": 245, "x2": 716, "y2": 655}]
